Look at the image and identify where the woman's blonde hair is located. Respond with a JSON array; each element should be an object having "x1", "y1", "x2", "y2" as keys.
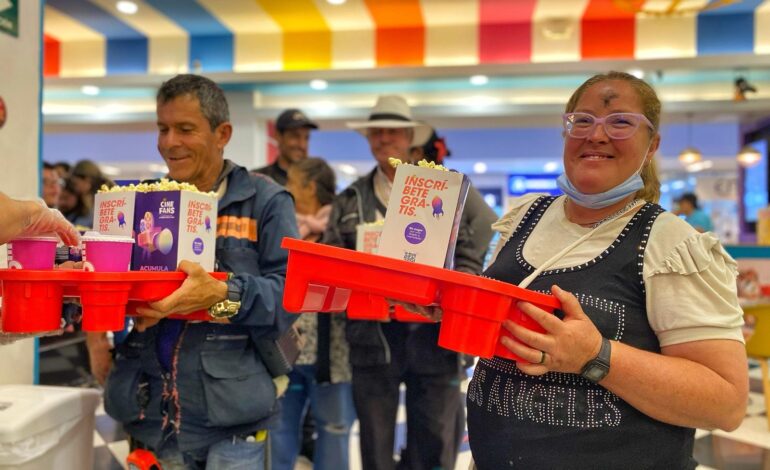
[{"x1": 566, "y1": 71, "x2": 662, "y2": 203}]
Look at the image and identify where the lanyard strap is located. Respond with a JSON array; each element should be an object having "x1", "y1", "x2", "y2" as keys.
[{"x1": 517, "y1": 199, "x2": 643, "y2": 289}]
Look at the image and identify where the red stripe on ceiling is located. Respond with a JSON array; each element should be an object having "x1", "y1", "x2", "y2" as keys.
[
  {"x1": 582, "y1": 0, "x2": 638, "y2": 59},
  {"x1": 364, "y1": 0, "x2": 425, "y2": 67},
  {"x1": 43, "y1": 34, "x2": 60, "y2": 77},
  {"x1": 479, "y1": 0, "x2": 537, "y2": 64}
]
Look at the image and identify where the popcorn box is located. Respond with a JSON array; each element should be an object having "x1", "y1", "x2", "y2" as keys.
[
  {"x1": 132, "y1": 190, "x2": 217, "y2": 271},
  {"x1": 95, "y1": 191, "x2": 136, "y2": 237},
  {"x1": 356, "y1": 223, "x2": 384, "y2": 254},
  {"x1": 95, "y1": 188, "x2": 218, "y2": 271},
  {"x1": 378, "y1": 163, "x2": 470, "y2": 268}
]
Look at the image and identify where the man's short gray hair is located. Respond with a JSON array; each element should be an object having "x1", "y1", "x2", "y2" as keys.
[{"x1": 157, "y1": 74, "x2": 229, "y2": 131}]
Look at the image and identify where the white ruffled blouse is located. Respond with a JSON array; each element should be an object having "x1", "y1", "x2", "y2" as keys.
[{"x1": 491, "y1": 194, "x2": 744, "y2": 347}]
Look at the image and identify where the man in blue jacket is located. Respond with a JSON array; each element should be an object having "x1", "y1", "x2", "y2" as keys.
[{"x1": 103, "y1": 74, "x2": 299, "y2": 469}]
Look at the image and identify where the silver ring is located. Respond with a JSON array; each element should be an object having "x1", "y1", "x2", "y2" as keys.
[{"x1": 537, "y1": 350, "x2": 546, "y2": 365}]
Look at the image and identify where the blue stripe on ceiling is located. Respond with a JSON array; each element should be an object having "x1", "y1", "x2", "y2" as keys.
[
  {"x1": 143, "y1": 0, "x2": 233, "y2": 73},
  {"x1": 46, "y1": 0, "x2": 148, "y2": 74},
  {"x1": 189, "y1": 34, "x2": 234, "y2": 73},
  {"x1": 696, "y1": 0, "x2": 763, "y2": 55},
  {"x1": 107, "y1": 38, "x2": 149, "y2": 74}
]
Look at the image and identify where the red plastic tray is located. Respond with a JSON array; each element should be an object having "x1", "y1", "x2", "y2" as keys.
[
  {"x1": 281, "y1": 237, "x2": 561, "y2": 359},
  {"x1": 0, "y1": 270, "x2": 227, "y2": 333},
  {"x1": 346, "y1": 292, "x2": 434, "y2": 323}
]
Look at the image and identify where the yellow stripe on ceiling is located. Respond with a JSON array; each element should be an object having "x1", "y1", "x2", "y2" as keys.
[
  {"x1": 755, "y1": 0, "x2": 770, "y2": 54},
  {"x1": 313, "y1": 0, "x2": 375, "y2": 69},
  {"x1": 635, "y1": 0, "x2": 706, "y2": 59},
  {"x1": 89, "y1": 0, "x2": 188, "y2": 74},
  {"x1": 421, "y1": 0, "x2": 479, "y2": 66},
  {"x1": 44, "y1": 5, "x2": 106, "y2": 77},
  {"x1": 531, "y1": 0, "x2": 590, "y2": 63},
  {"x1": 44, "y1": 4, "x2": 103, "y2": 40},
  {"x1": 258, "y1": 0, "x2": 332, "y2": 71},
  {"x1": 199, "y1": 0, "x2": 282, "y2": 72}
]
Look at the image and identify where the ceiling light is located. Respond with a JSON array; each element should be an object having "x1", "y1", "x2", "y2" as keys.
[
  {"x1": 678, "y1": 113, "x2": 701, "y2": 165},
  {"x1": 327, "y1": 0, "x2": 346, "y2": 4},
  {"x1": 685, "y1": 160, "x2": 713, "y2": 172},
  {"x1": 737, "y1": 144, "x2": 762, "y2": 167},
  {"x1": 543, "y1": 161, "x2": 559, "y2": 173},
  {"x1": 81, "y1": 85, "x2": 100, "y2": 96},
  {"x1": 470, "y1": 75, "x2": 488, "y2": 86},
  {"x1": 310, "y1": 79, "x2": 328, "y2": 90},
  {"x1": 99, "y1": 165, "x2": 120, "y2": 177},
  {"x1": 116, "y1": 1, "x2": 138, "y2": 15},
  {"x1": 473, "y1": 162, "x2": 487, "y2": 174},
  {"x1": 627, "y1": 69, "x2": 644, "y2": 79},
  {"x1": 678, "y1": 147, "x2": 702, "y2": 165},
  {"x1": 95, "y1": 103, "x2": 125, "y2": 116},
  {"x1": 310, "y1": 100, "x2": 337, "y2": 111},
  {"x1": 464, "y1": 95, "x2": 500, "y2": 107}
]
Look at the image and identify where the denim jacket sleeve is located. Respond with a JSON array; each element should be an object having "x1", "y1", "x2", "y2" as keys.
[{"x1": 229, "y1": 190, "x2": 299, "y2": 334}]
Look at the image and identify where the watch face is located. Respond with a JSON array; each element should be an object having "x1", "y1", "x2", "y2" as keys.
[{"x1": 584, "y1": 364, "x2": 609, "y2": 382}]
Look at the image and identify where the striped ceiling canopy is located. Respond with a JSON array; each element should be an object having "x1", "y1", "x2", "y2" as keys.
[{"x1": 43, "y1": 0, "x2": 770, "y2": 79}]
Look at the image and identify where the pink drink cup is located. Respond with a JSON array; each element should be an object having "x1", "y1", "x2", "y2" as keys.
[
  {"x1": 81, "y1": 235, "x2": 134, "y2": 272},
  {"x1": 6, "y1": 236, "x2": 58, "y2": 270},
  {"x1": 79, "y1": 234, "x2": 134, "y2": 331}
]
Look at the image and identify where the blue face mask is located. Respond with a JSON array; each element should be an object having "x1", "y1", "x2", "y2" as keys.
[{"x1": 557, "y1": 143, "x2": 650, "y2": 209}]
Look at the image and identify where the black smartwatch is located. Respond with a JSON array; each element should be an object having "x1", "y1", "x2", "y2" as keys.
[{"x1": 580, "y1": 337, "x2": 611, "y2": 383}]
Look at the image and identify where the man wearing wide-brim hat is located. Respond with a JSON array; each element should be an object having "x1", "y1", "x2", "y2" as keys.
[
  {"x1": 347, "y1": 95, "x2": 431, "y2": 181},
  {"x1": 323, "y1": 95, "x2": 466, "y2": 470}
]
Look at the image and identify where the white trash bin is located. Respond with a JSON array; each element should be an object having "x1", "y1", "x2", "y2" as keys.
[{"x1": 0, "y1": 385, "x2": 100, "y2": 470}]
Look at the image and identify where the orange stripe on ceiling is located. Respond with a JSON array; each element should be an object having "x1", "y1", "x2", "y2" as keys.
[
  {"x1": 257, "y1": 0, "x2": 331, "y2": 70},
  {"x1": 582, "y1": 0, "x2": 637, "y2": 59},
  {"x1": 44, "y1": 34, "x2": 61, "y2": 77},
  {"x1": 364, "y1": 0, "x2": 425, "y2": 67}
]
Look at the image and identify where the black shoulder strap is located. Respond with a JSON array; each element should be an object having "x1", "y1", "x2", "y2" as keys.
[{"x1": 373, "y1": 197, "x2": 387, "y2": 217}]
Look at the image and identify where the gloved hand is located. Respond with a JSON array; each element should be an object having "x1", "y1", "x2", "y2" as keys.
[{"x1": 19, "y1": 200, "x2": 81, "y2": 246}]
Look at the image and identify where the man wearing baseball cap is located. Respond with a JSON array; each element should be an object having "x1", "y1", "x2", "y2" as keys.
[{"x1": 254, "y1": 109, "x2": 318, "y2": 186}]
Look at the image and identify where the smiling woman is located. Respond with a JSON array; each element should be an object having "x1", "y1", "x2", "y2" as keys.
[{"x1": 465, "y1": 71, "x2": 747, "y2": 470}]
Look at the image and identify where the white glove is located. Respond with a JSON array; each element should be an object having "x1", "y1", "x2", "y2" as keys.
[{"x1": 20, "y1": 200, "x2": 81, "y2": 246}]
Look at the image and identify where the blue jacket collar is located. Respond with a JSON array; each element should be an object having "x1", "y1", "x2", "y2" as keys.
[{"x1": 217, "y1": 160, "x2": 255, "y2": 210}]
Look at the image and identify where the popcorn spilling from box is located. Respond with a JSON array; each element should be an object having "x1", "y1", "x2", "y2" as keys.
[
  {"x1": 95, "y1": 179, "x2": 218, "y2": 271},
  {"x1": 379, "y1": 159, "x2": 470, "y2": 268}
]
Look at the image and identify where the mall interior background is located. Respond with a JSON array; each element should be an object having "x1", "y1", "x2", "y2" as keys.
[{"x1": 38, "y1": 0, "x2": 770, "y2": 248}]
